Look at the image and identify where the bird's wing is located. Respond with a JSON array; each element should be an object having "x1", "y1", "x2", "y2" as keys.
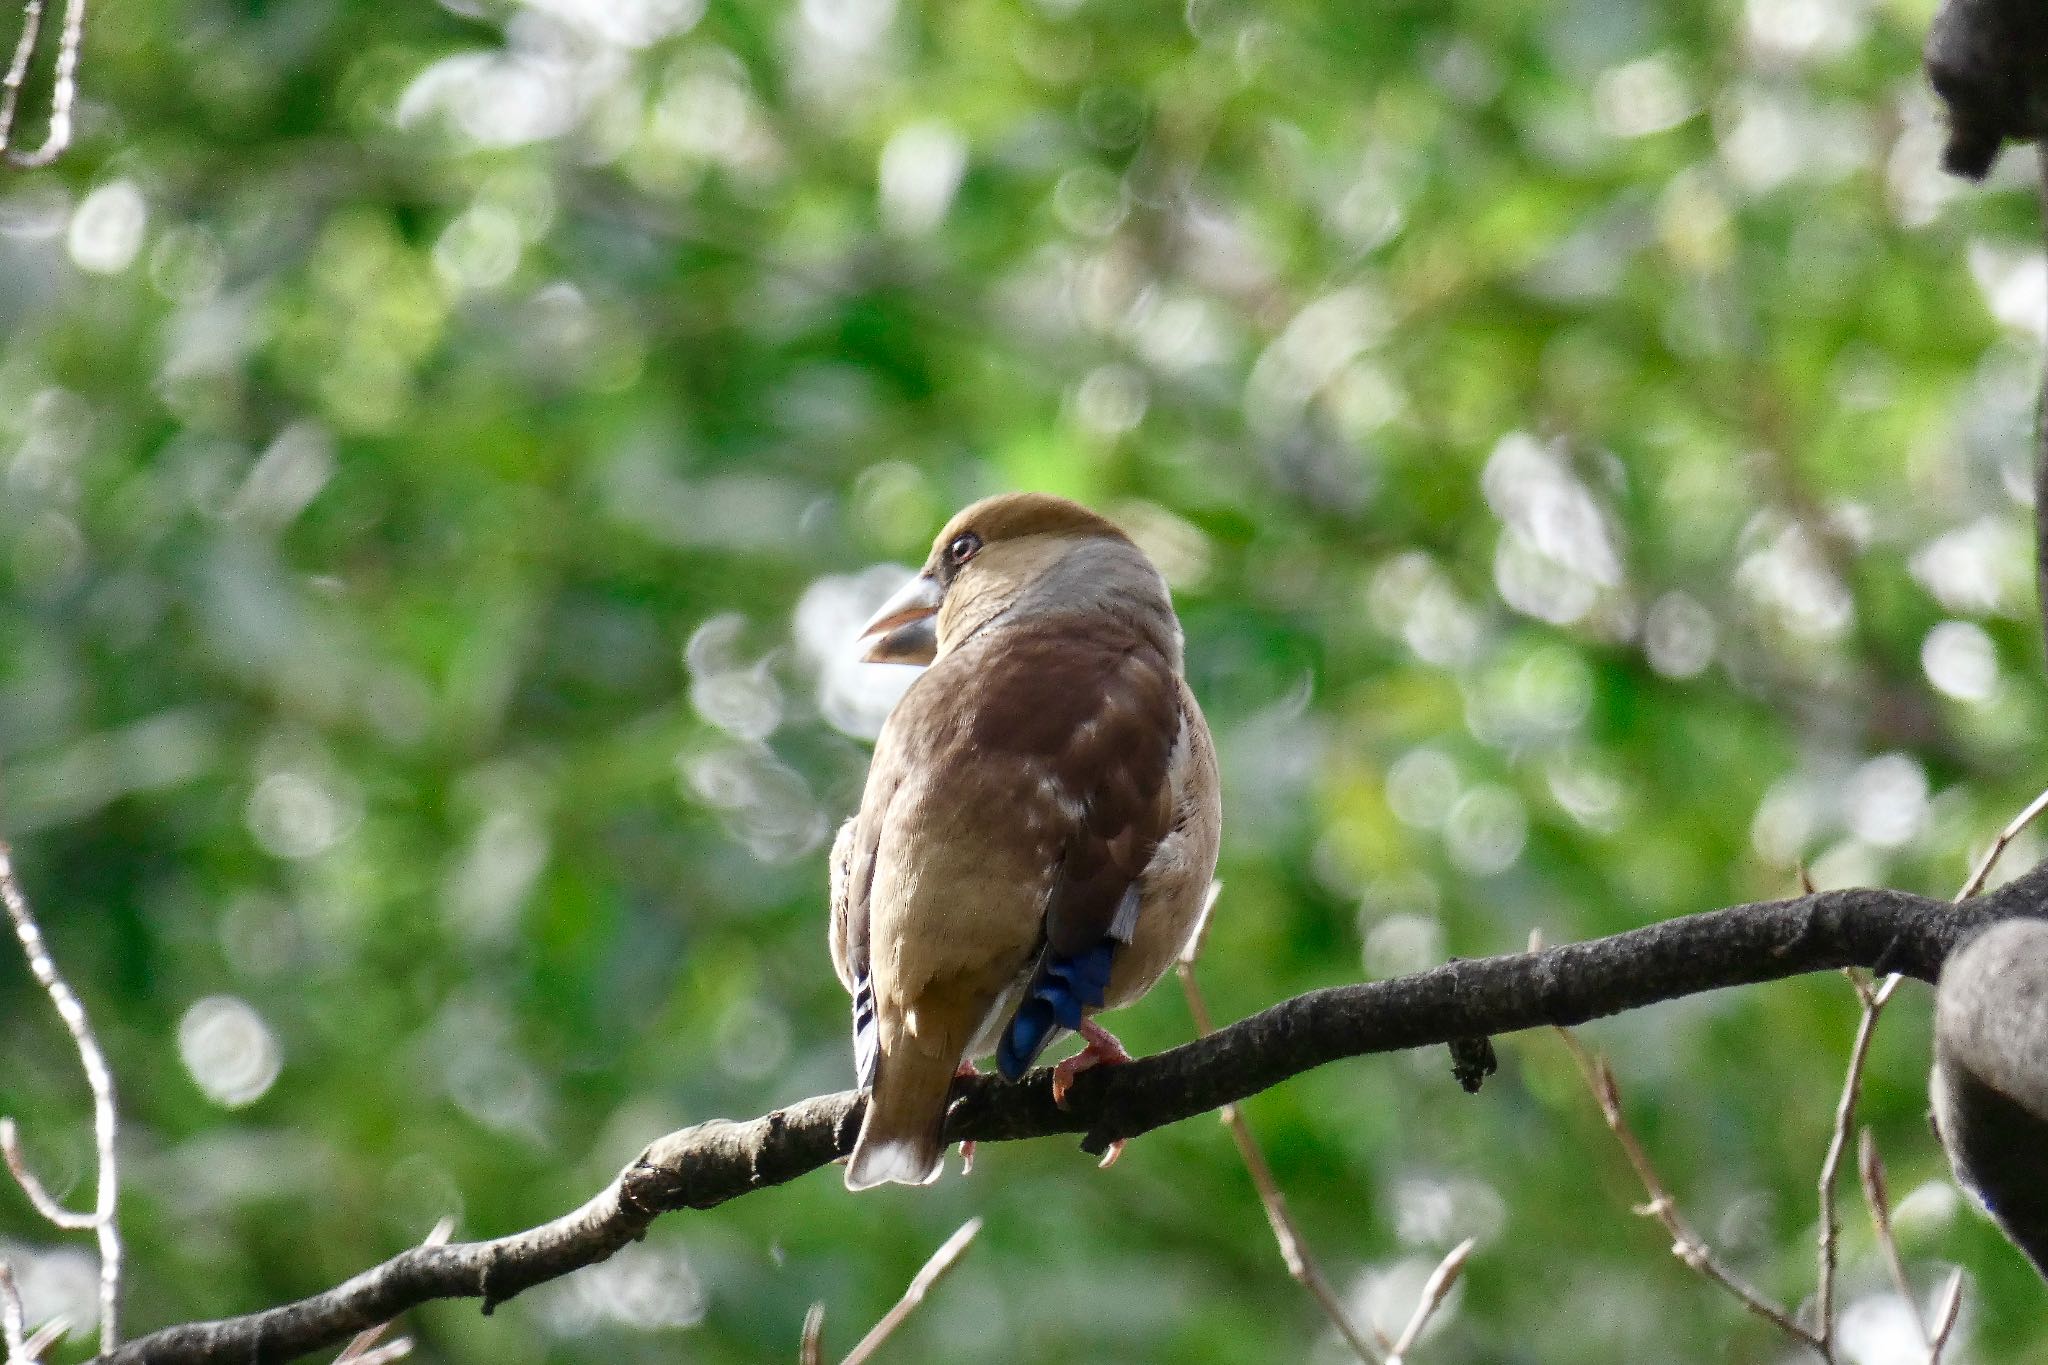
[
  {"x1": 833, "y1": 738, "x2": 905, "y2": 1091},
  {"x1": 827, "y1": 815, "x2": 860, "y2": 996},
  {"x1": 837, "y1": 615, "x2": 1180, "y2": 1082},
  {"x1": 967, "y1": 620, "x2": 1182, "y2": 1077}
]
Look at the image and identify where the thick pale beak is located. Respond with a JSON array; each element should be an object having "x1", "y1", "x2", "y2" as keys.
[{"x1": 857, "y1": 572, "x2": 942, "y2": 665}]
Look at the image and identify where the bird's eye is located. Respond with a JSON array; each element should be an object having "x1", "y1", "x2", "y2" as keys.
[{"x1": 946, "y1": 532, "x2": 982, "y2": 567}]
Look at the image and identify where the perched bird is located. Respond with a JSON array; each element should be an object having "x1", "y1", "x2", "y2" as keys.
[{"x1": 829, "y1": 492, "x2": 1222, "y2": 1190}]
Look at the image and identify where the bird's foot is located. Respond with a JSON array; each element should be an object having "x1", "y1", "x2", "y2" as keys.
[
  {"x1": 954, "y1": 1060, "x2": 980, "y2": 1175},
  {"x1": 1052, "y1": 1024, "x2": 1132, "y2": 1169},
  {"x1": 1051, "y1": 1020, "x2": 1132, "y2": 1107}
]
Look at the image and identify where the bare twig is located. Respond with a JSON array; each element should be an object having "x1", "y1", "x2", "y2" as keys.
[
  {"x1": 331, "y1": 1343, "x2": 410, "y2": 1365},
  {"x1": 838, "y1": 1218, "x2": 980, "y2": 1365},
  {"x1": 1815, "y1": 968, "x2": 1896, "y2": 1353},
  {"x1": 332, "y1": 1219, "x2": 453, "y2": 1365},
  {"x1": 0, "y1": 1261, "x2": 24, "y2": 1363},
  {"x1": 0, "y1": 1272, "x2": 55, "y2": 1365},
  {"x1": 1856, "y1": 1129, "x2": 1928, "y2": 1349},
  {"x1": 799, "y1": 1302, "x2": 824, "y2": 1365},
  {"x1": 0, "y1": 0, "x2": 86, "y2": 167},
  {"x1": 1928, "y1": 1268, "x2": 1965, "y2": 1365},
  {"x1": 1, "y1": 1120, "x2": 94, "y2": 1230},
  {"x1": 0, "y1": 0, "x2": 44, "y2": 154},
  {"x1": 1956, "y1": 785, "x2": 2048, "y2": 902},
  {"x1": 1555, "y1": 1027, "x2": 1826, "y2": 1356},
  {"x1": 1185, "y1": 890, "x2": 1476, "y2": 1364},
  {"x1": 0, "y1": 842, "x2": 120, "y2": 1352},
  {"x1": 1179, "y1": 957, "x2": 1389, "y2": 1363},
  {"x1": 1386, "y1": 1238, "x2": 1473, "y2": 1365}
]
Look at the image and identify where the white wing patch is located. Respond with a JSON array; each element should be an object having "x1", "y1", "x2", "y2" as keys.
[
  {"x1": 1108, "y1": 883, "x2": 1142, "y2": 944},
  {"x1": 852, "y1": 975, "x2": 880, "y2": 1089}
]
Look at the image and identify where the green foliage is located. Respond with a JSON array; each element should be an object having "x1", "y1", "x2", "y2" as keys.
[{"x1": 1, "y1": 0, "x2": 2044, "y2": 1359}]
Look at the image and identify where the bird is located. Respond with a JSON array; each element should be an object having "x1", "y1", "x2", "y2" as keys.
[{"x1": 828, "y1": 491, "x2": 1222, "y2": 1191}]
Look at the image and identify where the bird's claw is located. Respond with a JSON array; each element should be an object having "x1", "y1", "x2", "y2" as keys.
[{"x1": 1051, "y1": 1020, "x2": 1133, "y2": 1107}]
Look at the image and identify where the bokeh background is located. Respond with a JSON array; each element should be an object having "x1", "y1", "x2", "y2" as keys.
[{"x1": 1, "y1": 0, "x2": 2045, "y2": 1360}]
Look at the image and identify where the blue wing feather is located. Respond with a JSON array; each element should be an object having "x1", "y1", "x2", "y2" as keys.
[{"x1": 996, "y1": 939, "x2": 1117, "y2": 1080}]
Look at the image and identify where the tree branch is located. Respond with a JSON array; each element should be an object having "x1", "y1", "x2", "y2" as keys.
[
  {"x1": 1814, "y1": 969, "x2": 1903, "y2": 1354},
  {"x1": 0, "y1": 1261, "x2": 24, "y2": 1363},
  {"x1": 1, "y1": 842, "x2": 121, "y2": 1354},
  {"x1": 1178, "y1": 955, "x2": 1391, "y2": 1364},
  {"x1": 1386, "y1": 1239, "x2": 1472, "y2": 1365},
  {"x1": 0, "y1": 0, "x2": 45, "y2": 156},
  {"x1": 0, "y1": 0, "x2": 87, "y2": 168},
  {"x1": 837, "y1": 1218, "x2": 979, "y2": 1365},
  {"x1": 83, "y1": 871, "x2": 2032, "y2": 1365},
  {"x1": 1855, "y1": 1130, "x2": 1928, "y2": 1354},
  {"x1": 1555, "y1": 1026, "x2": 1823, "y2": 1355}
]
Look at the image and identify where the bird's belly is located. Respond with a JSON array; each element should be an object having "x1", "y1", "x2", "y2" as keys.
[{"x1": 1102, "y1": 854, "x2": 1212, "y2": 1011}]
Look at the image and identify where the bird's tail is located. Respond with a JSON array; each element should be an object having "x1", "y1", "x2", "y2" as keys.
[{"x1": 845, "y1": 1046, "x2": 955, "y2": 1191}]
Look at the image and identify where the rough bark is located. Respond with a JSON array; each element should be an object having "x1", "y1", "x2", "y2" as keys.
[{"x1": 96, "y1": 870, "x2": 2041, "y2": 1365}]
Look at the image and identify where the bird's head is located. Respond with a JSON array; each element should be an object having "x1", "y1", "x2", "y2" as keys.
[{"x1": 856, "y1": 493, "x2": 1169, "y2": 666}]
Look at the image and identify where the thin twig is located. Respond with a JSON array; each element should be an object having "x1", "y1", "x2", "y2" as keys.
[
  {"x1": 1815, "y1": 968, "x2": 1893, "y2": 1354},
  {"x1": 1856, "y1": 1129, "x2": 1928, "y2": 1349},
  {"x1": 0, "y1": 1119, "x2": 94, "y2": 1229},
  {"x1": 1927, "y1": 1268, "x2": 1965, "y2": 1365},
  {"x1": 1955, "y1": 785, "x2": 2048, "y2": 902},
  {"x1": 0, "y1": 0, "x2": 45, "y2": 154},
  {"x1": 1180, "y1": 957, "x2": 1390, "y2": 1364},
  {"x1": 0, "y1": 1274, "x2": 54, "y2": 1365},
  {"x1": 0, "y1": 0, "x2": 85, "y2": 168},
  {"x1": 0, "y1": 842, "x2": 120, "y2": 1351},
  {"x1": 332, "y1": 1343, "x2": 411, "y2": 1365},
  {"x1": 332, "y1": 1218, "x2": 454, "y2": 1365},
  {"x1": 1555, "y1": 1027, "x2": 1826, "y2": 1355},
  {"x1": 0, "y1": 1261, "x2": 23, "y2": 1362},
  {"x1": 799, "y1": 1302, "x2": 824, "y2": 1365},
  {"x1": 1814, "y1": 787, "x2": 2047, "y2": 1349},
  {"x1": 838, "y1": 1218, "x2": 980, "y2": 1365},
  {"x1": 1386, "y1": 1238, "x2": 1473, "y2": 1365}
]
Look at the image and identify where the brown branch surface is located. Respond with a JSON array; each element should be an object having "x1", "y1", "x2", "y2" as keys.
[{"x1": 93, "y1": 874, "x2": 2034, "y2": 1365}]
